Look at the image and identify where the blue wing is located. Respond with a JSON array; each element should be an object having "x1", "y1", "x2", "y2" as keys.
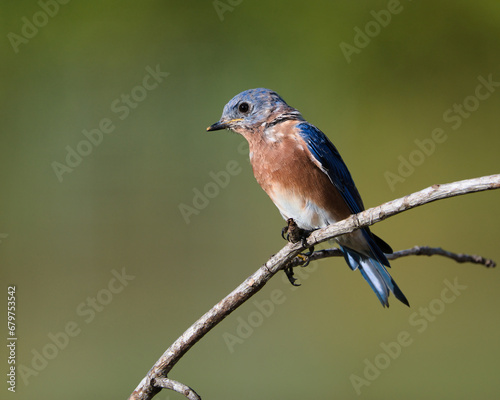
[
  {"x1": 296, "y1": 122, "x2": 392, "y2": 264},
  {"x1": 296, "y1": 122, "x2": 409, "y2": 307},
  {"x1": 296, "y1": 122, "x2": 365, "y2": 215}
]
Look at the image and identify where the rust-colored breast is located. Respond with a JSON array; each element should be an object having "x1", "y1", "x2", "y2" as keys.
[{"x1": 248, "y1": 122, "x2": 352, "y2": 225}]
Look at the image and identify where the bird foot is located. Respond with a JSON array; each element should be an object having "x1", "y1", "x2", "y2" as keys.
[
  {"x1": 284, "y1": 264, "x2": 301, "y2": 286},
  {"x1": 281, "y1": 218, "x2": 309, "y2": 244},
  {"x1": 284, "y1": 249, "x2": 315, "y2": 286},
  {"x1": 281, "y1": 218, "x2": 314, "y2": 257},
  {"x1": 282, "y1": 219, "x2": 315, "y2": 286}
]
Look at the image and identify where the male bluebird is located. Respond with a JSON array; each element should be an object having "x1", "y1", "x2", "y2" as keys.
[{"x1": 207, "y1": 88, "x2": 409, "y2": 308}]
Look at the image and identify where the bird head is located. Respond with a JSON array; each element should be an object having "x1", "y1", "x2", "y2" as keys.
[{"x1": 206, "y1": 88, "x2": 301, "y2": 136}]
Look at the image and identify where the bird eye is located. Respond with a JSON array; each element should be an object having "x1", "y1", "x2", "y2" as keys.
[{"x1": 238, "y1": 102, "x2": 250, "y2": 113}]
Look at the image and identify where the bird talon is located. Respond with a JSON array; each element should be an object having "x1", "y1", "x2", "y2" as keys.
[
  {"x1": 281, "y1": 225, "x2": 289, "y2": 241},
  {"x1": 282, "y1": 218, "x2": 310, "y2": 244},
  {"x1": 303, "y1": 245, "x2": 315, "y2": 257},
  {"x1": 284, "y1": 249, "x2": 316, "y2": 286},
  {"x1": 284, "y1": 265, "x2": 301, "y2": 286},
  {"x1": 296, "y1": 253, "x2": 310, "y2": 268}
]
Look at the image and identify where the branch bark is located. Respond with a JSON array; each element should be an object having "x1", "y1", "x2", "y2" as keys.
[{"x1": 129, "y1": 174, "x2": 499, "y2": 400}]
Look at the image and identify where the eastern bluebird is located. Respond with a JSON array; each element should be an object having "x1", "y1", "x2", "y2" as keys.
[{"x1": 207, "y1": 88, "x2": 409, "y2": 308}]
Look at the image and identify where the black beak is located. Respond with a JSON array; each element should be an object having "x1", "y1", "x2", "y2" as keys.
[{"x1": 206, "y1": 121, "x2": 228, "y2": 132}]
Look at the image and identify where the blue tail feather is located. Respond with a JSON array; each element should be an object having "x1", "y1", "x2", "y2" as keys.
[{"x1": 340, "y1": 244, "x2": 409, "y2": 308}]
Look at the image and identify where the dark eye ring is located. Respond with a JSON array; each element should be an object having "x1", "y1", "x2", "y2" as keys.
[{"x1": 238, "y1": 102, "x2": 250, "y2": 113}]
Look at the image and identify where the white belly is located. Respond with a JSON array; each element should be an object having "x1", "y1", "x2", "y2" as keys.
[{"x1": 270, "y1": 186, "x2": 335, "y2": 231}]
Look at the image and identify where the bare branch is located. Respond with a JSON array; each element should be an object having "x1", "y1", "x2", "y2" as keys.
[
  {"x1": 288, "y1": 246, "x2": 496, "y2": 269},
  {"x1": 128, "y1": 174, "x2": 499, "y2": 400},
  {"x1": 305, "y1": 174, "x2": 500, "y2": 247},
  {"x1": 154, "y1": 378, "x2": 201, "y2": 400},
  {"x1": 390, "y1": 245, "x2": 496, "y2": 267}
]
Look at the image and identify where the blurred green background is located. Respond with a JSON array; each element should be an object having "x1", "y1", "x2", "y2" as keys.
[{"x1": 2, "y1": 1, "x2": 500, "y2": 399}]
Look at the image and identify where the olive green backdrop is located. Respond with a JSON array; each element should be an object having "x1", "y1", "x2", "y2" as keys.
[{"x1": 2, "y1": 1, "x2": 500, "y2": 399}]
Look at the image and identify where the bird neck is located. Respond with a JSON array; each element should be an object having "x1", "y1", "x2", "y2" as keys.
[{"x1": 265, "y1": 109, "x2": 304, "y2": 130}]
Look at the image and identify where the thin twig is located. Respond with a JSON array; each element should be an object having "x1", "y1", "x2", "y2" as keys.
[
  {"x1": 390, "y1": 245, "x2": 496, "y2": 267},
  {"x1": 129, "y1": 174, "x2": 499, "y2": 400},
  {"x1": 287, "y1": 246, "x2": 496, "y2": 269},
  {"x1": 154, "y1": 378, "x2": 201, "y2": 400}
]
